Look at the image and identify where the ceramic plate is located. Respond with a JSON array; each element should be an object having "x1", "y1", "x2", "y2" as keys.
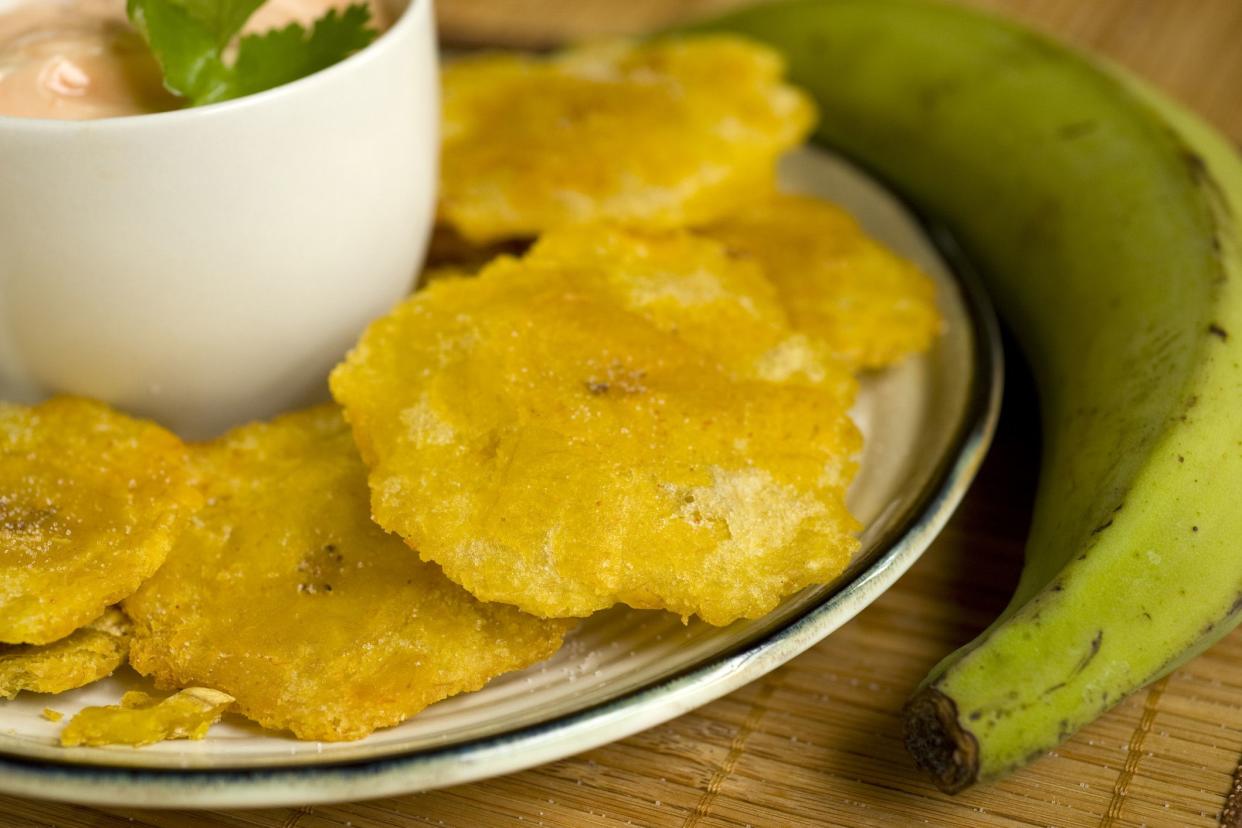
[{"x1": 0, "y1": 146, "x2": 1002, "y2": 808}]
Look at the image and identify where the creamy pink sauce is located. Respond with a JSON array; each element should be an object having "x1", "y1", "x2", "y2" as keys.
[{"x1": 0, "y1": 0, "x2": 389, "y2": 120}]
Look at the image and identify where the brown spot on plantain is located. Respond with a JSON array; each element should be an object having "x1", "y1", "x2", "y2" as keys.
[
  {"x1": 1183, "y1": 149, "x2": 1209, "y2": 180},
  {"x1": 915, "y1": 75, "x2": 966, "y2": 114},
  {"x1": 1068, "y1": 630, "x2": 1104, "y2": 680},
  {"x1": 1057, "y1": 121, "x2": 1097, "y2": 141},
  {"x1": 1180, "y1": 147, "x2": 1235, "y2": 224}
]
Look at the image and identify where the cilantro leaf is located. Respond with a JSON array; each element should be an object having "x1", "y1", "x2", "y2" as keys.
[
  {"x1": 127, "y1": 0, "x2": 236, "y2": 104},
  {"x1": 126, "y1": 0, "x2": 378, "y2": 107},
  {"x1": 173, "y1": 0, "x2": 268, "y2": 49},
  {"x1": 233, "y1": 6, "x2": 377, "y2": 99}
]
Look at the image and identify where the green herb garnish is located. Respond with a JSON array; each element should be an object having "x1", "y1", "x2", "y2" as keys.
[{"x1": 126, "y1": 0, "x2": 378, "y2": 106}]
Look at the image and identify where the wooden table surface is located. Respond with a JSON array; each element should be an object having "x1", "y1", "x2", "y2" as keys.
[{"x1": 5, "y1": 2, "x2": 1242, "y2": 826}]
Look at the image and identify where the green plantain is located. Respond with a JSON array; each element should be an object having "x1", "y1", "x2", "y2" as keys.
[{"x1": 696, "y1": 0, "x2": 1242, "y2": 791}]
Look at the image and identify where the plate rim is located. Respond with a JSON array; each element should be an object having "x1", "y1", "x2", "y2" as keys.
[{"x1": 0, "y1": 180, "x2": 1004, "y2": 812}]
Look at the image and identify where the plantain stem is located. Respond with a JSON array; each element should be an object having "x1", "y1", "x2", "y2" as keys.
[{"x1": 902, "y1": 688, "x2": 979, "y2": 794}]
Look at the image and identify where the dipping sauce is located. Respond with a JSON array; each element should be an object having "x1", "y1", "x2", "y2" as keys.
[{"x1": 0, "y1": 0, "x2": 389, "y2": 120}]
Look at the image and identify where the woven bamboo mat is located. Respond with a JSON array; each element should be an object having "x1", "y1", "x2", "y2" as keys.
[{"x1": 3, "y1": 1, "x2": 1242, "y2": 825}]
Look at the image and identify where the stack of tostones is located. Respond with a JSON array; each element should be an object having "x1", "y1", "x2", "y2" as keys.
[
  {"x1": 124, "y1": 405, "x2": 571, "y2": 741},
  {"x1": 340, "y1": 33, "x2": 945, "y2": 631}
]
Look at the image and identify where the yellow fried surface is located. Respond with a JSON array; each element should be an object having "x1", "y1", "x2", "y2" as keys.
[
  {"x1": 0, "y1": 608, "x2": 130, "y2": 700},
  {"x1": 0, "y1": 397, "x2": 200, "y2": 645},
  {"x1": 421, "y1": 266, "x2": 475, "y2": 288},
  {"x1": 331, "y1": 230, "x2": 863, "y2": 625},
  {"x1": 124, "y1": 406, "x2": 570, "y2": 742},
  {"x1": 441, "y1": 35, "x2": 815, "y2": 243},
  {"x1": 60, "y1": 687, "x2": 233, "y2": 747},
  {"x1": 522, "y1": 227, "x2": 856, "y2": 392},
  {"x1": 701, "y1": 194, "x2": 943, "y2": 370}
]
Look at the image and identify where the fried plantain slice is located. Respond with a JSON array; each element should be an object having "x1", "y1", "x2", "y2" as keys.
[
  {"x1": 331, "y1": 230, "x2": 863, "y2": 625},
  {"x1": 0, "y1": 397, "x2": 200, "y2": 645},
  {"x1": 59, "y1": 687, "x2": 233, "y2": 747},
  {"x1": 440, "y1": 35, "x2": 815, "y2": 243},
  {"x1": 0, "y1": 608, "x2": 130, "y2": 700},
  {"x1": 700, "y1": 194, "x2": 943, "y2": 370},
  {"x1": 521, "y1": 226, "x2": 856, "y2": 393},
  {"x1": 124, "y1": 405, "x2": 570, "y2": 741}
]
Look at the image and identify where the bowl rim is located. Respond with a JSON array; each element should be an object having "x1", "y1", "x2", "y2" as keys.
[{"x1": 0, "y1": 0, "x2": 426, "y2": 131}]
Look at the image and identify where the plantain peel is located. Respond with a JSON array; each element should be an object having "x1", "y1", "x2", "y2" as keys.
[
  {"x1": 0, "y1": 397, "x2": 200, "y2": 645},
  {"x1": 440, "y1": 35, "x2": 814, "y2": 243},
  {"x1": 331, "y1": 228, "x2": 863, "y2": 625},
  {"x1": 0, "y1": 608, "x2": 130, "y2": 700},
  {"x1": 700, "y1": 194, "x2": 943, "y2": 371},
  {"x1": 124, "y1": 405, "x2": 569, "y2": 742},
  {"x1": 60, "y1": 687, "x2": 233, "y2": 747}
]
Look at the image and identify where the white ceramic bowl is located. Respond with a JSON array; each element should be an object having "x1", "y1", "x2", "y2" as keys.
[{"x1": 0, "y1": 0, "x2": 438, "y2": 438}]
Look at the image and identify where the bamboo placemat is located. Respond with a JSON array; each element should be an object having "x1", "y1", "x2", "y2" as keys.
[{"x1": 4, "y1": 1, "x2": 1242, "y2": 825}]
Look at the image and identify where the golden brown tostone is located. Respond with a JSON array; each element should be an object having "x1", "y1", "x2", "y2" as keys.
[
  {"x1": 0, "y1": 397, "x2": 199, "y2": 645},
  {"x1": 439, "y1": 35, "x2": 815, "y2": 242},
  {"x1": 331, "y1": 227, "x2": 863, "y2": 625},
  {"x1": 124, "y1": 405, "x2": 570, "y2": 741},
  {"x1": 700, "y1": 194, "x2": 943, "y2": 371},
  {"x1": 0, "y1": 608, "x2": 130, "y2": 700}
]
